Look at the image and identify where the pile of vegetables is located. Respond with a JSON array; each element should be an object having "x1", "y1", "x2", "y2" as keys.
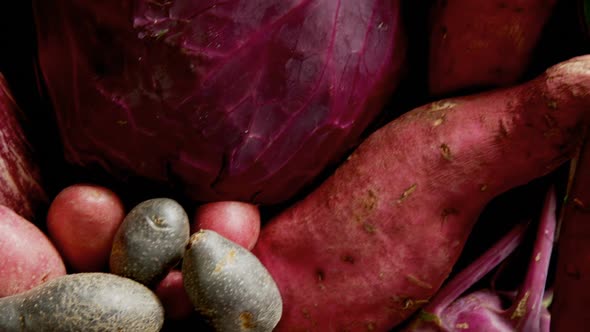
[{"x1": 1, "y1": 0, "x2": 590, "y2": 331}]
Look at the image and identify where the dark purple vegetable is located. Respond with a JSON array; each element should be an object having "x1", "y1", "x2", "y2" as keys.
[
  {"x1": 0, "y1": 74, "x2": 46, "y2": 220},
  {"x1": 33, "y1": 0, "x2": 406, "y2": 205},
  {"x1": 405, "y1": 187, "x2": 557, "y2": 332},
  {"x1": 552, "y1": 135, "x2": 590, "y2": 331},
  {"x1": 427, "y1": 0, "x2": 557, "y2": 96}
]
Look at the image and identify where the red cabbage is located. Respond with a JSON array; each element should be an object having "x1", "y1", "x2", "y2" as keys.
[
  {"x1": 33, "y1": 0, "x2": 405, "y2": 204},
  {"x1": 0, "y1": 75, "x2": 47, "y2": 220}
]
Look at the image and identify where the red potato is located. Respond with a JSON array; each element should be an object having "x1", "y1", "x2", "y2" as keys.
[
  {"x1": 154, "y1": 269, "x2": 194, "y2": 320},
  {"x1": 252, "y1": 55, "x2": 590, "y2": 331},
  {"x1": 0, "y1": 205, "x2": 66, "y2": 297},
  {"x1": 47, "y1": 183, "x2": 125, "y2": 272},
  {"x1": 428, "y1": 0, "x2": 557, "y2": 96},
  {"x1": 552, "y1": 136, "x2": 590, "y2": 330},
  {"x1": 192, "y1": 201, "x2": 260, "y2": 250}
]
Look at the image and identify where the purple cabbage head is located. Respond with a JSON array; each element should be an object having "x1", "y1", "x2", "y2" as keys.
[{"x1": 33, "y1": 0, "x2": 405, "y2": 204}]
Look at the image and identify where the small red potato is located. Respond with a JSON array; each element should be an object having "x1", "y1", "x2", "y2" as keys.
[
  {"x1": 47, "y1": 183, "x2": 125, "y2": 272},
  {"x1": 0, "y1": 205, "x2": 66, "y2": 297},
  {"x1": 192, "y1": 201, "x2": 261, "y2": 250},
  {"x1": 154, "y1": 269, "x2": 194, "y2": 320}
]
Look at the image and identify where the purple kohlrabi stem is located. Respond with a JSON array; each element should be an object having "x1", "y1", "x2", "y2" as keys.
[
  {"x1": 422, "y1": 222, "x2": 528, "y2": 318},
  {"x1": 540, "y1": 290, "x2": 553, "y2": 332},
  {"x1": 504, "y1": 186, "x2": 557, "y2": 331}
]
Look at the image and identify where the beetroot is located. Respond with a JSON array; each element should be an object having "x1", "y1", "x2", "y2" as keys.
[{"x1": 0, "y1": 74, "x2": 46, "y2": 220}]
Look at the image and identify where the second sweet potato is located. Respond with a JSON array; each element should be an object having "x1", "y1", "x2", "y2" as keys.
[{"x1": 428, "y1": 0, "x2": 557, "y2": 95}]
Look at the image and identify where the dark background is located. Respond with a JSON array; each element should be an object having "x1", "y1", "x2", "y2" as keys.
[{"x1": 1, "y1": 0, "x2": 589, "y2": 330}]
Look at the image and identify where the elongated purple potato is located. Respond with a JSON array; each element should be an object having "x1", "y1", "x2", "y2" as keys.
[{"x1": 0, "y1": 273, "x2": 164, "y2": 332}]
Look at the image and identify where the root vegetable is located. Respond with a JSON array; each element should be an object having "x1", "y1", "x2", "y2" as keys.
[
  {"x1": 252, "y1": 55, "x2": 590, "y2": 331},
  {"x1": 154, "y1": 269, "x2": 194, "y2": 320},
  {"x1": 0, "y1": 272, "x2": 164, "y2": 332},
  {"x1": 428, "y1": 0, "x2": 557, "y2": 95},
  {"x1": 47, "y1": 183, "x2": 125, "y2": 272},
  {"x1": 192, "y1": 201, "x2": 261, "y2": 250},
  {"x1": 183, "y1": 230, "x2": 283, "y2": 332},
  {"x1": 110, "y1": 198, "x2": 190, "y2": 286},
  {"x1": 0, "y1": 74, "x2": 47, "y2": 221}
]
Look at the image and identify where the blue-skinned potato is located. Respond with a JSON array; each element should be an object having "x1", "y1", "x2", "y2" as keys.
[
  {"x1": 182, "y1": 230, "x2": 283, "y2": 332},
  {"x1": 110, "y1": 198, "x2": 190, "y2": 286},
  {"x1": 0, "y1": 272, "x2": 164, "y2": 332}
]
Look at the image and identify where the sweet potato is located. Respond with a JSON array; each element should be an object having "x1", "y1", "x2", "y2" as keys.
[
  {"x1": 428, "y1": 0, "x2": 557, "y2": 96},
  {"x1": 0, "y1": 205, "x2": 66, "y2": 297},
  {"x1": 252, "y1": 55, "x2": 590, "y2": 331},
  {"x1": 551, "y1": 135, "x2": 590, "y2": 330}
]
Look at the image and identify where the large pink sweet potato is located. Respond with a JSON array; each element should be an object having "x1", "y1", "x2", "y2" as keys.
[
  {"x1": 252, "y1": 55, "x2": 590, "y2": 331},
  {"x1": 428, "y1": 0, "x2": 557, "y2": 96}
]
